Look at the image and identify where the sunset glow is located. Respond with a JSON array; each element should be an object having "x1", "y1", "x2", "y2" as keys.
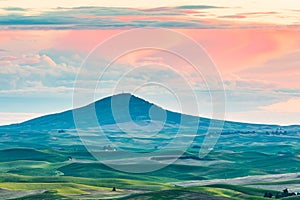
[{"x1": 0, "y1": 1, "x2": 299, "y2": 125}]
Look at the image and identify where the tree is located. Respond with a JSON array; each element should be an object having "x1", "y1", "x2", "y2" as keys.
[{"x1": 264, "y1": 192, "x2": 273, "y2": 198}]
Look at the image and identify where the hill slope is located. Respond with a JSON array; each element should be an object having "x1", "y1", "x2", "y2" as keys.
[{"x1": 0, "y1": 93, "x2": 298, "y2": 133}]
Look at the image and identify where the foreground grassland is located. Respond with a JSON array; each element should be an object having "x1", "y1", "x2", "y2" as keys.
[
  {"x1": 0, "y1": 147, "x2": 299, "y2": 199},
  {"x1": 0, "y1": 174, "x2": 280, "y2": 200}
]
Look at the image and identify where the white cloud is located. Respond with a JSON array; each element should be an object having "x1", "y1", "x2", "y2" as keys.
[
  {"x1": 260, "y1": 98, "x2": 300, "y2": 113},
  {"x1": 0, "y1": 53, "x2": 78, "y2": 93},
  {"x1": 226, "y1": 109, "x2": 300, "y2": 125},
  {"x1": 222, "y1": 97, "x2": 300, "y2": 125}
]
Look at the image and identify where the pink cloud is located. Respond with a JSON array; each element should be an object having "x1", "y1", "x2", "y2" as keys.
[
  {"x1": 0, "y1": 55, "x2": 17, "y2": 61},
  {"x1": 221, "y1": 12, "x2": 279, "y2": 19},
  {"x1": 1, "y1": 28, "x2": 299, "y2": 91},
  {"x1": 42, "y1": 55, "x2": 57, "y2": 67},
  {"x1": 239, "y1": 11, "x2": 279, "y2": 15},
  {"x1": 180, "y1": 28, "x2": 300, "y2": 78},
  {"x1": 55, "y1": 29, "x2": 300, "y2": 90},
  {"x1": 139, "y1": 7, "x2": 171, "y2": 12},
  {"x1": 221, "y1": 15, "x2": 247, "y2": 19},
  {"x1": 0, "y1": 54, "x2": 57, "y2": 67},
  {"x1": 113, "y1": 15, "x2": 194, "y2": 22},
  {"x1": 0, "y1": 30, "x2": 69, "y2": 55},
  {"x1": 55, "y1": 30, "x2": 123, "y2": 53}
]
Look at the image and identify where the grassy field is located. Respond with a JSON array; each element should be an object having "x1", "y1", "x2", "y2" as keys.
[
  {"x1": 0, "y1": 143, "x2": 298, "y2": 199},
  {"x1": 0, "y1": 174, "x2": 279, "y2": 200},
  {"x1": 1, "y1": 93, "x2": 300, "y2": 198}
]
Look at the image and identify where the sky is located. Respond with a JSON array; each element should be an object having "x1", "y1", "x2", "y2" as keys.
[{"x1": 0, "y1": 0, "x2": 300, "y2": 125}]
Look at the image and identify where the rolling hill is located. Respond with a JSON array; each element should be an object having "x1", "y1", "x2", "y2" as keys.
[{"x1": 0, "y1": 93, "x2": 297, "y2": 132}]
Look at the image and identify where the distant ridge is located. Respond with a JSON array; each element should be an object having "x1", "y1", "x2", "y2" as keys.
[
  {"x1": 0, "y1": 93, "x2": 184, "y2": 130},
  {"x1": 0, "y1": 93, "x2": 298, "y2": 133}
]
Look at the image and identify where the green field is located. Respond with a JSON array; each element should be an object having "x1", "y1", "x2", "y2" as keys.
[{"x1": 0, "y1": 146, "x2": 299, "y2": 199}]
